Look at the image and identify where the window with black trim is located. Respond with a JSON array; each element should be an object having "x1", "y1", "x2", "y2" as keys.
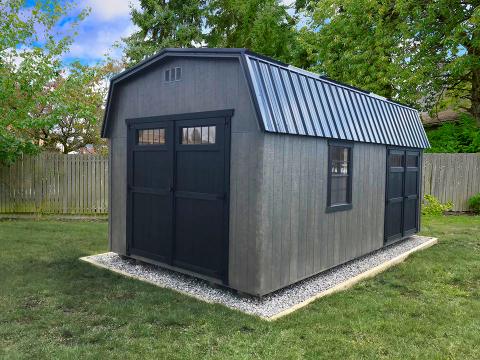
[
  {"x1": 327, "y1": 142, "x2": 353, "y2": 212},
  {"x1": 137, "y1": 128, "x2": 165, "y2": 145},
  {"x1": 181, "y1": 126, "x2": 216, "y2": 145}
]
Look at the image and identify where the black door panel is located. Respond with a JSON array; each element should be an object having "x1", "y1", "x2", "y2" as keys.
[
  {"x1": 385, "y1": 149, "x2": 420, "y2": 243},
  {"x1": 173, "y1": 118, "x2": 228, "y2": 278},
  {"x1": 128, "y1": 120, "x2": 174, "y2": 260},
  {"x1": 131, "y1": 192, "x2": 172, "y2": 261}
]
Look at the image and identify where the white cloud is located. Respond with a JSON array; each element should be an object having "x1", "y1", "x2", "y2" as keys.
[
  {"x1": 61, "y1": 3, "x2": 139, "y2": 64},
  {"x1": 85, "y1": 0, "x2": 140, "y2": 20},
  {"x1": 67, "y1": 24, "x2": 135, "y2": 61}
]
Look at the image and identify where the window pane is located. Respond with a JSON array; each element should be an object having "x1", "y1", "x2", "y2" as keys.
[
  {"x1": 201, "y1": 126, "x2": 209, "y2": 144},
  {"x1": 165, "y1": 69, "x2": 170, "y2": 82},
  {"x1": 329, "y1": 144, "x2": 351, "y2": 207},
  {"x1": 331, "y1": 160, "x2": 348, "y2": 175},
  {"x1": 137, "y1": 128, "x2": 165, "y2": 145},
  {"x1": 181, "y1": 126, "x2": 216, "y2": 145},
  {"x1": 331, "y1": 176, "x2": 348, "y2": 204},
  {"x1": 331, "y1": 146, "x2": 348, "y2": 162},
  {"x1": 390, "y1": 154, "x2": 403, "y2": 167},
  {"x1": 182, "y1": 128, "x2": 188, "y2": 144},
  {"x1": 208, "y1": 126, "x2": 216, "y2": 144},
  {"x1": 406, "y1": 154, "x2": 418, "y2": 167},
  {"x1": 193, "y1": 127, "x2": 201, "y2": 144},
  {"x1": 159, "y1": 129, "x2": 165, "y2": 144},
  {"x1": 175, "y1": 67, "x2": 181, "y2": 80},
  {"x1": 188, "y1": 127, "x2": 195, "y2": 143}
]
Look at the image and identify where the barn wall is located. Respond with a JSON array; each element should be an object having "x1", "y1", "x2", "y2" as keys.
[
  {"x1": 256, "y1": 134, "x2": 386, "y2": 295},
  {"x1": 107, "y1": 57, "x2": 263, "y2": 294}
]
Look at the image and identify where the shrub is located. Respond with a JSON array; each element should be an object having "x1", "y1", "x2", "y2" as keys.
[
  {"x1": 422, "y1": 194, "x2": 453, "y2": 215},
  {"x1": 468, "y1": 193, "x2": 480, "y2": 214},
  {"x1": 425, "y1": 114, "x2": 480, "y2": 153}
]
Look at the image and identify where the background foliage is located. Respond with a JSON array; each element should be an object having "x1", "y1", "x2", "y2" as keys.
[
  {"x1": 1, "y1": 0, "x2": 480, "y2": 165},
  {"x1": 0, "y1": 0, "x2": 122, "y2": 164},
  {"x1": 425, "y1": 114, "x2": 480, "y2": 153},
  {"x1": 123, "y1": 0, "x2": 303, "y2": 66},
  {"x1": 422, "y1": 194, "x2": 453, "y2": 215},
  {"x1": 468, "y1": 193, "x2": 480, "y2": 213}
]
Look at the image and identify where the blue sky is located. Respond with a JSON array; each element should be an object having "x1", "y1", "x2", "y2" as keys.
[{"x1": 42, "y1": 0, "x2": 139, "y2": 65}]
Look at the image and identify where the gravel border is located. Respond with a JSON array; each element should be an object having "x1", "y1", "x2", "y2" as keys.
[{"x1": 82, "y1": 235, "x2": 436, "y2": 319}]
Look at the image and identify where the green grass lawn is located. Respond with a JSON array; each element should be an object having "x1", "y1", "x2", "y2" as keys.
[{"x1": 0, "y1": 216, "x2": 479, "y2": 359}]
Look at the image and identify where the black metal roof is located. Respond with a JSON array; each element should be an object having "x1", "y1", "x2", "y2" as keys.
[{"x1": 102, "y1": 48, "x2": 429, "y2": 149}]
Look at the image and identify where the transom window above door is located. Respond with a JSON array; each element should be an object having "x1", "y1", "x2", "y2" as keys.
[
  {"x1": 137, "y1": 128, "x2": 165, "y2": 145},
  {"x1": 181, "y1": 126, "x2": 216, "y2": 145}
]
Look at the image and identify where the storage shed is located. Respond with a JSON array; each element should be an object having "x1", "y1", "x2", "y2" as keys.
[{"x1": 102, "y1": 48, "x2": 430, "y2": 296}]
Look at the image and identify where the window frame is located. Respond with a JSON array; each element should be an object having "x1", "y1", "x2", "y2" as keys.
[
  {"x1": 180, "y1": 125, "x2": 216, "y2": 145},
  {"x1": 164, "y1": 67, "x2": 181, "y2": 83},
  {"x1": 136, "y1": 127, "x2": 166, "y2": 146},
  {"x1": 326, "y1": 141, "x2": 354, "y2": 213}
]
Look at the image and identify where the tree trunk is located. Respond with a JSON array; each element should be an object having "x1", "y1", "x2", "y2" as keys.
[{"x1": 471, "y1": 68, "x2": 480, "y2": 127}]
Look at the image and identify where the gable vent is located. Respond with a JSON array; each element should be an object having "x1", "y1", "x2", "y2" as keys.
[{"x1": 165, "y1": 67, "x2": 181, "y2": 82}]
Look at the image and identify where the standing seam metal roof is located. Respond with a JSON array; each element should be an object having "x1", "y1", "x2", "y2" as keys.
[
  {"x1": 244, "y1": 54, "x2": 429, "y2": 148},
  {"x1": 102, "y1": 48, "x2": 429, "y2": 149}
]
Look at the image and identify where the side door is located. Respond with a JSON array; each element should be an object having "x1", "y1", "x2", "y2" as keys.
[
  {"x1": 384, "y1": 148, "x2": 421, "y2": 244},
  {"x1": 403, "y1": 151, "x2": 421, "y2": 236},
  {"x1": 385, "y1": 149, "x2": 405, "y2": 243}
]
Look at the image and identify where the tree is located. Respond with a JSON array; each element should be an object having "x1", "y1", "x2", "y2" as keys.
[
  {"x1": 399, "y1": 0, "x2": 480, "y2": 124},
  {"x1": 0, "y1": 0, "x2": 87, "y2": 164},
  {"x1": 24, "y1": 62, "x2": 109, "y2": 154},
  {"x1": 303, "y1": 0, "x2": 480, "y2": 124},
  {"x1": 301, "y1": 0, "x2": 415, "y2": 103},
  {"x1": 122, "y1": 0, "x2": 308, "y2": 67},
  {"x1": 123, "y1": 0, "x2": 206, "y2": 65},
  {"x1": 205, "y1": 0, "x2": 300, "y2": 64}
]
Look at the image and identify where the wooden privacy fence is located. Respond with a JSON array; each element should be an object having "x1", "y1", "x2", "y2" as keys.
[
  {"x1": 0, "y1": 152, "x2": 479, "y2": 214},
  {"x1": 0, "y1": 152, "x2": 108, "y2": 214},
  {"x1": 422, "y1": 153, "x2": 480, "y2": 211}
]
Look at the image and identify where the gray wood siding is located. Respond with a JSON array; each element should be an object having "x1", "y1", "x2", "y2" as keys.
[
  {"x1": 107, "y1": 57, "x2": 263, "y2": 293},
  {"x1": 257, "y1": 134, "x2": 386, "y2": 295}
]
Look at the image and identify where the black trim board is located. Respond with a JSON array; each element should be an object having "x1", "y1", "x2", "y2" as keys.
[{"x1": 126, "y1": 109, "x2": 234, "y2": 125}]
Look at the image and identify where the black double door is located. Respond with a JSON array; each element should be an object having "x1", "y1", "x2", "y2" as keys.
[
  {"x1": 127, "y1": 114, "x2": 230, "y2": 280},
  {"x1": 385, "y1": 148, "x2": 421, "y2": 244}
]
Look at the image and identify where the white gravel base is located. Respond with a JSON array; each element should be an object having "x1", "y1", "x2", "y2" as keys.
[{"x1": 81, "y1": 235, "x2": 436, "y2": 320}]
